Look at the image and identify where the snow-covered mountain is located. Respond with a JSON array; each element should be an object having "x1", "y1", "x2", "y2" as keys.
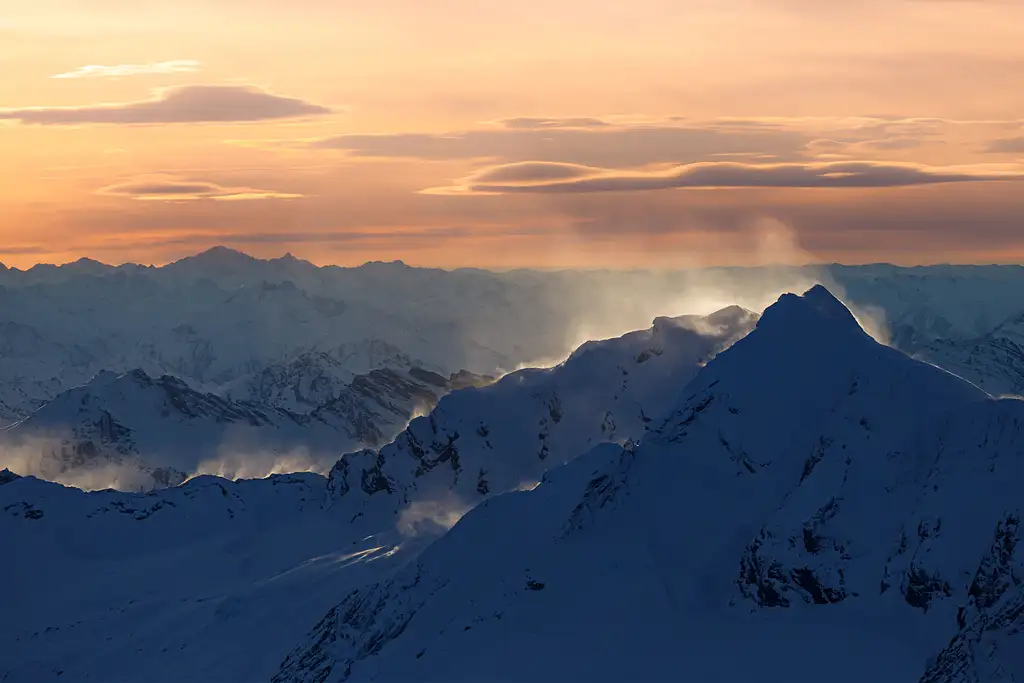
[
  {"x1": 0, "y1": 306, "x2": 755, "y2": 683},
  {"x1": 221, "y1": 340, "x2": 428, "y2": 412},
  {"x1": 1, "y1": 365, "x2": 490, "y2": 490},
  {"x1": 913, "y1": 312, "x2": 1024, "y2": 397},
  {"x1": 273, "y1": 286, "x2": 1024, "y2": 683}
]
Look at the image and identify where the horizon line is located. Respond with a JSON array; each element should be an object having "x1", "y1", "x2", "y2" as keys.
[{"x1": 3, "y1": 245, "x2": 1024, "y2": 273}]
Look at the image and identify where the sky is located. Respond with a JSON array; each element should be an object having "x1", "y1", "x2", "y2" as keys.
[{"x1": 1, "y1": 0, "x2": 1023, "y2": 269}]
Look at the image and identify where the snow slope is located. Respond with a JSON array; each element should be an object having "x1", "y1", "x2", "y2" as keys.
[
  {"x1": 274, "y1": 286, "x2": 1024, "y2": 683},
  {"x1": 0, "y1": 470, "x2": 423, "y2": 683}
]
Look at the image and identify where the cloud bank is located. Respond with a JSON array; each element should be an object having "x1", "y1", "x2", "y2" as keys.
[
  {"x1": 426, "y1": 160, "x2": 1024, "y2": 194},
  {"x1": 308, "y1": 123, "x2": 808, "y2": 167},
  {"x1": 0, "y1": 85, "x2": 332, "y2": 124}
]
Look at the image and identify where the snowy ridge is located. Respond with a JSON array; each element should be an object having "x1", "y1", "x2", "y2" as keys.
[
  {"x1": 321, "y1": 306, "x2": 759, "y2": 528},
  {"x1": 274, "y1": 286, "x2": 1024, "y2": 683},
  {"x1": 221, "y1": 341, "x2": 424, "y2": 412}
]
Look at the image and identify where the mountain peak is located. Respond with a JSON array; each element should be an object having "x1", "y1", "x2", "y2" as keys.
[
  {"x1": 269, "y1": 252, "x2": 315, "y2": 269},
  {"x1": 196, "y1": 245, "x2": 251, "y2": 259},
  {"x1": 64, "y1": 257, "x2": 110, "y2": 272},
  {"x1": 181, "y1": 246, "x2": 257, "y2": 269},
  {"x1": 757, "y1": 284, "x2": 865, "y2": 340}
]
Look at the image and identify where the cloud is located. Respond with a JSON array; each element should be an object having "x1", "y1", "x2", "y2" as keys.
[
  {"x1": 0, "y1": 85, "x2": 332, "y2": 125},
  {"x1": 984, "y1": 137, "x2": 1024, "y2": 154},
  {"x1": 51, "y1": 60, "x2": 201, "y2": 79},
  {"x1": 473, "y1": 161, "x2": 594, "y2": 183},
  {"x1": 495, "y1": 117, "x2": 611, "y2": 130},
  {"x1": 308, "y1": 124, "x2": 809, "y2": 167},
  {"x1": 856, "y1": 136, "x2": 927, "y2": 151},
  {"x1": 426, "y1": 160, "x2": 1024, "y2": 194},
  {"x1": 99, "y1": 176, "x2": 303, "y2": 201},
  {"x1": 299, "y1": 115, "x2": 1024, "y2": 170},
  {"x1": 0, "y1": 245, "x2": 51, "y2": 256}
]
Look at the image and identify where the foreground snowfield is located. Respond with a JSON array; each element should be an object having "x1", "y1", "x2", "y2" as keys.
[
  {"x1": 0, "y1": 307, "x2": 755, "y2": 683},
  {"x1": 0, "y1": 472, "x2": 421, "y2": 683}
]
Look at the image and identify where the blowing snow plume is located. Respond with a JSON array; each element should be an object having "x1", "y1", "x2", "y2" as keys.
[
  {"x1": 0, "y1": 432, "x2": 182, "y2": 492},
  {"x1": 396, "y1": 493, "x2": 472, "y2": 537},
  {"x1": 501, "y1": 217, "x2": 892, "y2": 372},
  {"x1": 189, "y1": 443, "x2": 332, "y2": 481}
]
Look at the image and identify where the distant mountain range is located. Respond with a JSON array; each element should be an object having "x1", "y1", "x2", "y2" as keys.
[
  {"x1": 915, "y1": 311, "x2": 1024, "y2": 397},
  {"x1": 5, "y1": 248, "x2": 1024, "y2": 429}
]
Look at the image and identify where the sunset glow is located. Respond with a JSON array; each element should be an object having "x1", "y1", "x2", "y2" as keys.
[{"x1": 3, "y1": 0, "x2": 1023, "y2": 267}]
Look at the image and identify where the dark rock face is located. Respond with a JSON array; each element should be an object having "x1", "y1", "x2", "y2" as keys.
[
  {"x1": 737, "y1": 535, "x2": 794, "y2": 608},
  {"x1": 903, "y1": 566, "x2": 952, "y2": 612},
  {"x1": 921, "y1": 515, "x2": 1024, "y2": 683},
  {"x1": 273, "y1": 564, "x2": 448, "y2": 683},
  {"x1": 325, "y1": 450, "x2": 396, "y2": 502},
  {"x1": 561, "y1": 445, "x2": 635, "y2": 538},
  {"x1": 4, "y1": 501, "x2": 44, "y2": 520},
  {"x1": 312, "y1": 367, "x2": 492, "y2": 447}
]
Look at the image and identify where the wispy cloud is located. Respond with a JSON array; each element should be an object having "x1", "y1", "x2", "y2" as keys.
[
  {"x1": 493, "y1": 117, "x2": 611, "y2": 130},
  {"x1": 99, "y1": 176, "x2": 304, "y2": 201},
  {"x1": 425, "y1": 160, "x2": 1024, "y2": 194},
  {"x1": 51, "y1": 60, "x2": 202, "y2": 79},
  {"x1": 0, "y1": 85, "x2": 332, "y2": 125},
  {"x1": 984, "y1": 137, "x2": 1024, "y2": 154}
]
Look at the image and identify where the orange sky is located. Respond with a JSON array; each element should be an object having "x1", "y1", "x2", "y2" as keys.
[{"x1": 2, "y1": 0, "x2": 1023, "y2": 268}]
